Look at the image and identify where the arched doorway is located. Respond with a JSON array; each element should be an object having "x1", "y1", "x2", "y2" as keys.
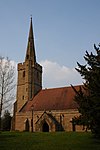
[
  {"x1": 25, "y1": 118, "x2": 29, "y2": 131},
  {"x1": 42, "y1": 121, "x2": 49, "y2": 132}
]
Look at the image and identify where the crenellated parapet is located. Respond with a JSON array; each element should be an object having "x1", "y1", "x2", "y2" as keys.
[{"x1": 18, "y1": 63, "x2": 25, "y2": 71}]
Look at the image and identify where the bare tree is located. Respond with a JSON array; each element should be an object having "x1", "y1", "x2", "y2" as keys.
[{"x1": 0, "y1": 56, "x2": 16, "y2": 130}]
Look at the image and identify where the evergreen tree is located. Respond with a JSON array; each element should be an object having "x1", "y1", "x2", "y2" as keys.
[
  {"x1": 1, "y1": 110, "x2": 12, "y2": 131},
  {"x1": 72, "y1": 44, "x2": 100, "y2": 137}
]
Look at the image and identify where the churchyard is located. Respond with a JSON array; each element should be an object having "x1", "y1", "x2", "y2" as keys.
[{"x1": 0, "y1": 132, "x2": 100, "y2": 150}]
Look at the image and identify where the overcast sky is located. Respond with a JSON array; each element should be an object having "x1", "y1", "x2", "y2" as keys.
[{"x1": 0, "y1": 0, "x2": 100, "y2": 88}]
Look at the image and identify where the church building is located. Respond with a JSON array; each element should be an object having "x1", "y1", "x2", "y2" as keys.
[{"x1": 12, "y1": 18, "x2": 83, "y2": 132}]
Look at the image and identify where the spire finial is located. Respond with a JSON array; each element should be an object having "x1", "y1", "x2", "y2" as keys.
[{"x1": 30, "y1": 14, "x2": 32, "y2": 20}]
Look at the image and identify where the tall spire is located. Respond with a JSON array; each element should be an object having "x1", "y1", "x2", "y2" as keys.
[
  {"x1": 25, "y1": 17, "x2": 36, "y2": 63},
  {"x1": 29, "y1": 17, "x2": 33, "y2": 40}
]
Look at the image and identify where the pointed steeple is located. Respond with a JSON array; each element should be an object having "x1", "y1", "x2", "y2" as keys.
[
  {"x1": 29, "y1": 17, "x2": 33, "y2": 39},
  {"x1": 25, "y1": 17, "x2": 36, "y2": 63}
]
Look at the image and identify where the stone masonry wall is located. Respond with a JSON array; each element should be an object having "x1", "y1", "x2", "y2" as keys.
[{"x1": 15, "y1": 109, "x2": 83, "y2": 132}]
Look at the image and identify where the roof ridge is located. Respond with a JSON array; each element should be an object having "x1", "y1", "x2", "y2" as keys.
[{"x1": 42, "y1": 84, "x2": 82, "y2": 91}]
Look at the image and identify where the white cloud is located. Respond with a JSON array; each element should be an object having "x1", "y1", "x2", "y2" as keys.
[{"x1": 40, "y1": 60, "x2": 83, "y2": 88}]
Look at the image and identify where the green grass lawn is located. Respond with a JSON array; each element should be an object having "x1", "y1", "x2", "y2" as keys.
[{"x1": 0, "y1": 132, "x2": 100, "y2": 150}]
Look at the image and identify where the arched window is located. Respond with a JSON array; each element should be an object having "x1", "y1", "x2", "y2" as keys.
[{"x1": 23, "y1": 71, "x2": 25, "y2": 77}]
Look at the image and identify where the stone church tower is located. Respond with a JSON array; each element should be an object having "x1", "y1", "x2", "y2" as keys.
[{"x1": 16, "y1": 17, "x2": 42, "y2": 112}]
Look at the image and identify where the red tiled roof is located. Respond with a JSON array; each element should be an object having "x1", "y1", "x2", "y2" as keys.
[{"x1": 21, "y1": 85, "x2": 82, "y2": 112}]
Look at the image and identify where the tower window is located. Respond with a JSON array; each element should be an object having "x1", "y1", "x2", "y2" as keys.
[
  {"x1": 23, "y1": 71, "x2": 25, "y2": 77},
  {"x1": 22, "y1": 96, "x2": 24, "y2": 100},
  {"x1": 26, "y1": 54, "x2": 29, "y2": 59}
]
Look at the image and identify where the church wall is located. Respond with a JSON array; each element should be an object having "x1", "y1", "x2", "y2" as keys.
[
  {"x1": 15, "y1": 109, "x2": 83, "y2": 132},
  {"x1": 15, "y1": 112, "x2": 32, "y2": 131}
]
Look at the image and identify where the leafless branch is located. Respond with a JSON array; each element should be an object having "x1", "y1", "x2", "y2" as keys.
[{"x1": 0, "y1": 56, "x2": 16, "y2": 130}]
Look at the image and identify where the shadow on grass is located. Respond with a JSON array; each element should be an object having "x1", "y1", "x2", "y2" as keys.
[{"x1": 0, "y1": 131, "x2": 20, "y2": 141}]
